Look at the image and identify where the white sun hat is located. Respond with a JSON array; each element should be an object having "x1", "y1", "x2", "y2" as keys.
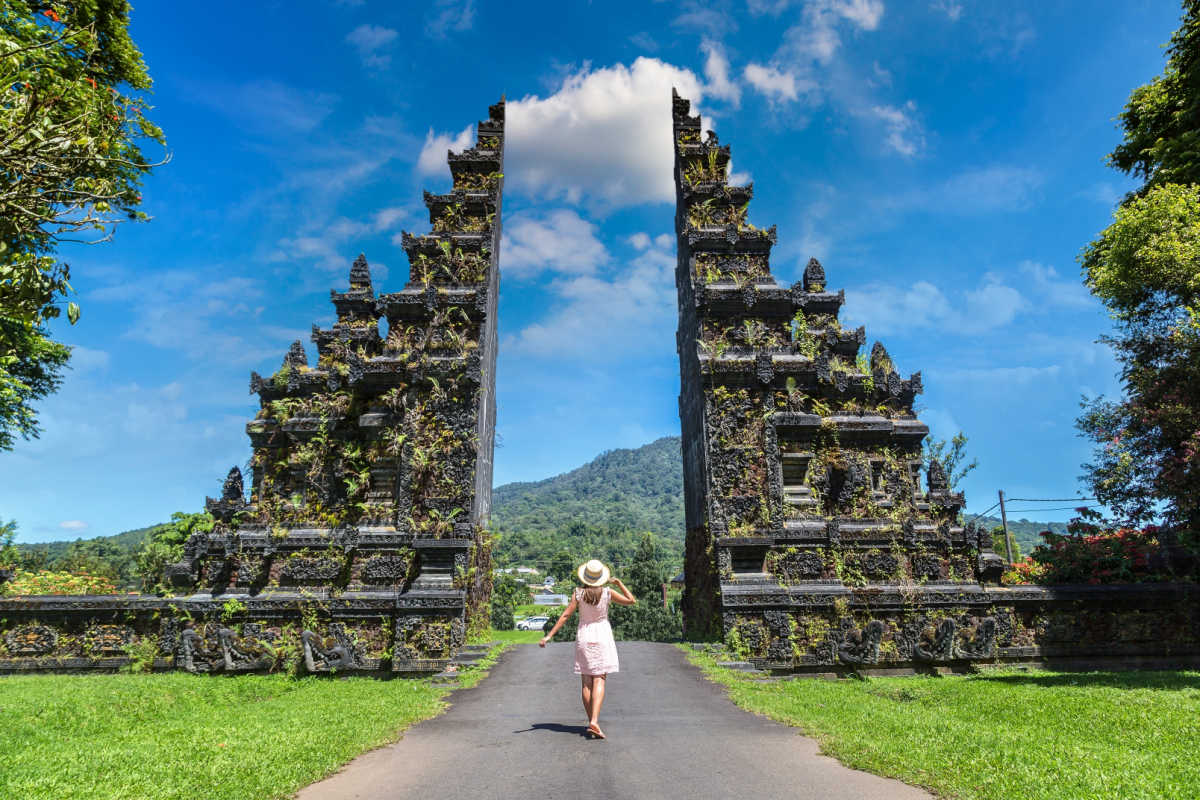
[{"x1": 576, "y1": 559, "x2": 611, "y2": 587}]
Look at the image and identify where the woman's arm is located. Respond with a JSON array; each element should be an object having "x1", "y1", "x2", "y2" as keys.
[
  {"x1": 539, "y1": 594, "x2": 578, "y2": 647},
  {"x1": 608, "y1": 577, "x2": 637, "y2": 606}
]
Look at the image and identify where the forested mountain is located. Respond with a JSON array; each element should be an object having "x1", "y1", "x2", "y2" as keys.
[
  {"x1": 973, "y1": 516, "x2": 1070, "y2": 558},
  {"x1": 17, "y1": 436, "x2": 1076, "y2": 581},
  {"x1": 490, "y1": 436, "x2": 685, "y2": 570}
]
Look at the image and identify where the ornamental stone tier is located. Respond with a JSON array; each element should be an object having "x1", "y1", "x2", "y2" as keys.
[{"x1": 669, "y1": 90, "x2": 1199, "y2": 673}]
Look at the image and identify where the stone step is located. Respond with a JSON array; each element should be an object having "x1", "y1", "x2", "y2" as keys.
[
  {"x1": 717, "y1": 661, "x2": 764, "y2": 673},
  {"x1": 451, "y1": 652, "x2": 487, "y2": 665}
]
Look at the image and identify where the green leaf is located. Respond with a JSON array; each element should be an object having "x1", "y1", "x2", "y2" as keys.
[{"x1": 67, "y1": 302, "x2": 80, "y2": 324}]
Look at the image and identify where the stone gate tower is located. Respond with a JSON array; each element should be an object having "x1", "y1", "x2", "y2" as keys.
[
  {"x1": 671, "y1": 90, "x2": 1012, "y2": 670},
  {"x1": 162, "y1": 99, "x2": 506, "y2": 672}
]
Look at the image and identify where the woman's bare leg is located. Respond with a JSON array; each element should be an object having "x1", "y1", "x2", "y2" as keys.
[
  {"x1": 588, "y1": 675, "x2": 607, "y2": 735},
  {"x1": 580, "y1": 675, "x2": 592, "y2": 720}
]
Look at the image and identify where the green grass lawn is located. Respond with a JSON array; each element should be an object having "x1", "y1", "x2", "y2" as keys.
[
  {"x1": 488, "y1": 628, "x2": 544, "y2": 644},
  {"x1": 0, "y1": 637, "x2": 515, "y2": 800},
  {"x1": 686, "y1": 649, "x2": 1200, "y2": 800}
]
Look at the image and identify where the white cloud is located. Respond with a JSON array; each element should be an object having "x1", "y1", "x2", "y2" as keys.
[
  {"x1": 931, "y1": 0, "x2": 964, "y2": 21},
  {"x1": 505, "y1": 235, "x2": 676, "y2": 359},
  {"x1": 502, "y1": 209, "x2": 609, "y2": 279},
  {"x1": 780, "y1": 0, "x2": 885, "y2": 67},
  {"x1": 673, "y1": 3, "x2": 737, "y2": 36},
  {"x1": 191, "y1": 80, "x2": 338, "y2": 134},
  {"x1": 345, "y1": 24, "x2": 398, "y2": 68},
  {"x1": 507, "y1": 58, "x2": 706, "y2": 208},
  {"x1": 89, "y1": 271, "x2": 289, "y2": 365},
  {"x1": 744, "y1": 63, "x2": 801, "y2": 102},
  {"x1": 881, "y1": 165, "x2": 1043, "y2": 215},
  {"x1": 371, "y1": 206, "x2": 410, "y2": 230},
  {"x1": 67, "y1": 345, "x2": 110, "y2": 373},
  {"x1": 1017, "y1": 261, "x2": 1095, "y2": 310},
  {"x1": 832, "y1": 0, "x2": 885, "y2": 29},
  {"x1": 629, "y1": 32, "x2": 659, "y2": 52},
  {"x1": 425, "y1": 0, "x2": 475, "y2": 38},
  {"x1": 701, "y1": 40, "x2": 741, "y2": 106},
  {"x1": 416, "y1": 125, "x2": 474, "y2": 175},
  {"x1": 935, "y1": 365, "x2": 1063, "y2": 384},
  {"x1": 844, "y1": 275, "x2": 1027, "y2": 336},
  {"x1": 869, "y1": 101, "x2": 923, "y2": 156},
  {"x1": 59, "y1": 520, "x2": 89, "y2": 531},
  {"x1": 1081, "y1": 181, "x2": 1122, "y2": 207},
  {"x1": 748, "y1": 0, "x2": 794, "y2": 15},
  {"x1": 629, "y1": 232, "x2": 652, "y2": 250}
]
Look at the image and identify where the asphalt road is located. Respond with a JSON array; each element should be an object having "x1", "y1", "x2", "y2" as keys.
[{"x1": 296, "y1": 642, "x2": 930, "y2": 800}]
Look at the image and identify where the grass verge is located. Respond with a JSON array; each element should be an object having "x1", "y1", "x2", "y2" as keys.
[
  {"x1": 684, "y1": 648, "x2": 1200, "y2": 800},
  {"x1": 487, "y1": 628, "x2": 544, "y2": 645},
  {"x1": 0, "y1": 634, "x2": 522, "y2": 800}
]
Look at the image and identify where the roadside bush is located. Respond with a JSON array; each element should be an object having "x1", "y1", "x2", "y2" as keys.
[
  {"x1": 543, "y1": 606, "x2": 577, "y2": 641},
  {"x1": 1005, "y1": 511, "x2": 1199, "y2": 585},
  {"x1": 490, "y1": 603, "x2": 515, "y2": 631},
  {"x1": 2, "y1": 569, "x2": 118, "y2": 596}
]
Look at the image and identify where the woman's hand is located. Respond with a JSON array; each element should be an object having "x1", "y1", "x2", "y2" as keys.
[{"x1": 539, "y1": 635, "x2": 548, "y2": 648}]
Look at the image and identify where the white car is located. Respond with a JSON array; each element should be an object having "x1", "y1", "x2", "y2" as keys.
[{"x1": 517, "y1": 616, "x2": 549, "y2": 631}]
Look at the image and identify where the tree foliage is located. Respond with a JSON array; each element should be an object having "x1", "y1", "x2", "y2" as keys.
[
  {"x1": 922, "y1": 432, "x2": 977, "y2": 490},
  {"x1": 133, "y1": 511, "x2": 212, "y2": 593},
  {"x1": 0, "y1": 0, "x2": 165, "y2": 450},
  {"x1": 1078, "y1": 1, "x2": 1200, "y2": 531}
]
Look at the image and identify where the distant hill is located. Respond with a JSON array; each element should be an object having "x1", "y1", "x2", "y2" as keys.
[
  {"x1": 491, "y1": 436, "x2": 685, "y2": 540},
  {"x1": 971, "y1": 516, "x2": 1071, "y2": 559},
  {"x1": 17, "y1": 436, "x2": 1076, "y2": 577}
]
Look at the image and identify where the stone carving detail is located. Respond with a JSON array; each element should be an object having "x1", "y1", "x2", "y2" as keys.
[
  {"x1": 914, "y1": 618, "x2": 957, "y2": 662},
  {"x1": 5, "y1": 624, "x2": 58, "y2": 656},
  {"x1": 220, "y1": 624, "x2": 276, "y2": 671},
  {"x1": 84, "y1": 624, "x2": 134, "y2": 655},
  {"x1": 158, "y1": 618, "x2": 180, "y2": 656},
  {"x1": 774, "y1": 550, "x2": 824, "y2": 581},
  {"x1": 862, "y1": 552, "x2": 899, "y2": 579},
  {"x1": 280, "y1": 556, "x2": 343, "y2": 584},
  {"x1": 912, "y1": 554, "x2": 943, "y2": 581},
  {"x1": 205, "y1": 466, "x2": 247, "y2": 523},
  {"x1": 179, "y1": 622, "x2": 225, "y2": 673},
  {"x1": 955, "y1": 617, "x2": 997, "y2": 660},
  {"x1": 301, "y1": 623, "x2": 359, "y2": 672},
  {"x1": 837, "y1": 620, "x2": 884, "y2": 665},
  {"x1": 361, "y1": 554, "x2": 411, "y2": 583}
]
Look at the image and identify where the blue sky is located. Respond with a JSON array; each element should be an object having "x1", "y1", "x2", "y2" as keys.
[{"x1": 1, "y1": 0, "x2": 1183, "y2": 542}]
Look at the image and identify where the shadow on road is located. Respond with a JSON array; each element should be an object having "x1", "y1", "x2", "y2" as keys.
[{"x1": 513, "y1": 722, "x2": 590, "y2": 737}]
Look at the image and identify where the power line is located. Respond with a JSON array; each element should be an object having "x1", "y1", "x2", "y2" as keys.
[
  {"x1": 1006, "y1": 497, "x2": 1095, "y2": 502},
  {"x1": 964, "y1": 501, "x2": 1001, "y2": 525},
  {"x1": 1005, "y1": 504, "x2": 1103, "y2": 513}
]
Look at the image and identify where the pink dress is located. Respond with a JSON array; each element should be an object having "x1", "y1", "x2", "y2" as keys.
[{"x1": 573, "y1": 587, "x2": 619, "y2": 676}]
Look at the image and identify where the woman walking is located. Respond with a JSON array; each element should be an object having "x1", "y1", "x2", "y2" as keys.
[{"x1": 539, "y1": 559, "x2": 636, "y2": 739}]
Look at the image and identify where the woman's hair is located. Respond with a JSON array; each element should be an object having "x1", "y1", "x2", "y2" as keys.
[{"x1": 580, "y1": 585, "x2": 604, "y2": 606}]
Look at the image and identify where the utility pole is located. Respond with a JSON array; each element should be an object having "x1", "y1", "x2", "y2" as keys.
[{"x1": 998, "y1": 489, "x2": 1013, "y2": 564}]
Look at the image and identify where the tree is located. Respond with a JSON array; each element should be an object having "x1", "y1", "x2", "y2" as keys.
[
  {"x1": 0, "y1": 518, "x2": 17, "y2": 572},
  {"x1": 547, "y1": 549, "x2": 574, "y2": 586},
  {"x1": 1077, "y1": 1, "x2": 1200, "y2": 531},
  {"x1": 609, "y1": 533, "x2": 681, "y2": 642},
  {"x1": 1, "y1": 1, "x2": 165, "y2": 450},
  {"x1": 134, "y1": 511, "x2": 212, "y2": 593},
  {"x1": 922, "y1": 432, "x2": 977, "y2": 490}
]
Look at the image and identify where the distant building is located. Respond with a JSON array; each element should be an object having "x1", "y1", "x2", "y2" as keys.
[{"x1": 533, "y1": 593, "x2": 568, "y2": 606}]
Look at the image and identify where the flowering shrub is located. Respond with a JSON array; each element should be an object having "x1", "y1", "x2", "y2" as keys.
[
  {"x1": 2, "y1": 570, "x2": 118, "y2": 596},
  {"x1": 1004, "y1": 509, "x2": 1199, "y2": 585}
]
